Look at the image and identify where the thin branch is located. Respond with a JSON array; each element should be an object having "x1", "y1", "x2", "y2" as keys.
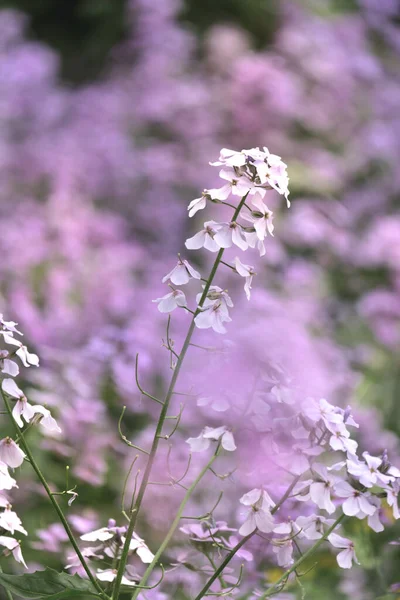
[
  {"x1": 121, "y1": 455, "x2": 139, "y2": 518},
  {"x1": 135, "y1": 354, "x2": 164, "y2": 405},
  {"x1": 118, "y1": 407, "x2": 150, "y2": 454}
]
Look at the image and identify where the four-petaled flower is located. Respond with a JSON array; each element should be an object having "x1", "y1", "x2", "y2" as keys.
[
  {"x1": 186, "y1": 426, "x2": 236, "y2": 453},
  {"x1": 239, "y1": 488, "x2": 275, "y2": 536}
]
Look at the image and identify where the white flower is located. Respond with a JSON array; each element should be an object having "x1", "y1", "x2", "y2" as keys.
[
  {"x1": 2, "y1": 379, "x2": 60, "y2": 433},
  {"x1": 0, "y1": 317, "x2": 22, "y2": 335},
  {"x1": 272, "y1": 539, "x2": 293, "y2": 567},
  {"x1": 198, "y1": 286, "x2": 233, "y2": 313},
  {"x1": 216, "y1": 167, "x2": 256, "y2": 198},
  {"x1": 210, "y1": 147, "x2": 290, "y2": 207},
  {"x1": 302, "y1": 398, "x2": 344, "y2": 427},
  {"x1": 194, "y1": 301, "x2": 232, "y2": 334},
  {"x1": 0, "y1": 536, "x2": 27, "y2": 568},
  {"x1": 244, "y1": 231, "x2": 266, "y2": 257},
  {"x1": 213, "y1": 222, "x2": 248, "y2": 251},
  {"x1": 31, "y1": 405, "x2": 61, "y2": 434},
  {"x1": 0, "y1": 463, "x2": 17, "y2": 490},
  {"x1": 188, "y1": 191, "x2": 209, "y2": 217},
  {"x1": 185, "y1": 221, "x2": 222, "y2": 253},
  {"x1": 242, "y1": 193, "x2": 275, "y2": 240},
  {"x1": 295, "y1": 515, "x2": 335, "y2": 540},
  {"x1": 162, "y1": 257, "x2": 201, "y2": 285},
  {"x1": 125, "y1": 532, "x2": 154, "y2": 564},
  {"x1": 386, "y1": 481, "x2": 400, "y2": 519},
  {"x1": 239, "y1": 489, "x2": 275, "y2": 536},
  {"x1": 234, "y1": 257, "x2": 255, "y2": 300},
  {"x1": 2, "y1": 379, "x2": 35, "y2": 429},
  {"x1": 0, "y1": 438, "x2": 25, "y2": 468},
  {"x1": 309, "y1": 464, "x2": 337, "y2": 514},
  {"x1": 0, "y1": 508, "x2": 27, "y2": 536},
  {"x1": 16, "y1": 345, "x2": 39, "y2": 368},
  {"x1": 328, "y1": 533, "x2": 358, "y2": 569},
  {"x1": 152, "y1": 290, "x2": 187, "y2": 313},
  {"x1": 210, "y1": 148, "x2": 248, "y2": 169},
  {"x1": 366, "y1": 497, "x2": 384, "y2": 532},
  {"x1": 186, "y1": 426, "x2": 236, "y2": 453},
  {"x1": 0, "y1": 351, "x2": 18, "y2": 377},
  {"x1": 81, "y1": 527, "x2": 114, "y2": 542},
  {"x1": 334, "y1": 481, "x2": 376, "y2": 518},
  {"x1": 96, "y1": 569, "x2": 136, "y2": 586},
  {"x1": 327, "y1": 424, "x2": 358, "y2": 456},
  {"x1": 347, "y1": 453, "x2": 394, "y2": 488}
]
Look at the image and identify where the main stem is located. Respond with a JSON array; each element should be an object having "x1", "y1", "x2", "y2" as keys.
[
  {"x1": 131, "y1": 451, "x2": 220, "y2": 600},
  {"x1": 111, "y1": 196, "x2": 248, "y2": 600},
  {"x1": 194, "y1": 474, "x2": 301, "y2": 600},
  {"x1": 259, "y1": 513, "x2": 346, "y2": 599},
  {"x1": 1, "y1": 392, "x2": 108, "y2": 600}
]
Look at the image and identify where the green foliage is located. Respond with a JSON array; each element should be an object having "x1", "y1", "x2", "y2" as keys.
[{"x1": 0, "y1": 568, "x2": 99, "y2": 599}]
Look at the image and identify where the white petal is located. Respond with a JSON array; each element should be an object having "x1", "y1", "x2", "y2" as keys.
[
  {"x1": 221, "y1": 431, "x2": 236, "y2": 452},
  {"x1": 136, "y1": 545, "x2": 154, "y2": 564},
  {"x1": 2, "y1": 360, "x2": 19, "y2": 377},
  {"x1": 81, "y1": 527, "x2": 114, "y2": 542},
  {"x1": 2, "y1": 379, "x2": 23, "y2": 399},
  {"x1": 185, "y1": 231, "x2": 206, "y2": 250},
  {"x1": 0, "y1": 439, "x2": 25, "y2": 468},
  {"x1": 186, "y1": 435, "x2": 210, "y2": 453},
  {"x1": 239, "y1": 513, "x2": 256, "y2": 536},
  {"x1": 240, "y1": 489, "x2": 262, "y2": 506}
]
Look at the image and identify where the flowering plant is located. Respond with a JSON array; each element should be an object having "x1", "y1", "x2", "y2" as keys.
[{"x1": 0, "y1": 147, "x2": 398, "y2": 600}]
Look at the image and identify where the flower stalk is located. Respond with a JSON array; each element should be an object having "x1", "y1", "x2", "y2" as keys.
[{"x1": 111, "y1": 195, "x2": 248, "y2": 600}]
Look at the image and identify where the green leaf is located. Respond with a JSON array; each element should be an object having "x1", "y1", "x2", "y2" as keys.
[{"x1": 0, "y1": 568, "x2": 100, "y2": 599}]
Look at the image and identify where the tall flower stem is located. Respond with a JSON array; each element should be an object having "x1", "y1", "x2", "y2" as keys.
[
  {"x1": 130, "y1": 450, "x2": 220, "y2": 600},
  {"x1": 259, "y1": 513, "x2": 346, "y2": 599},
  {"x1": 0, "y1": 391, "x2": 109, "y2": 600},
  {"x1": 194, "y1": 474, "x2": 301, "y2": 600},
  {"x1": 111, "y1": 195, "x2": 248, "y2": 600}
]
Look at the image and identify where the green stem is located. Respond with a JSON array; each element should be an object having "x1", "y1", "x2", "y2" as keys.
[
  {"x1": 194, "y1": 475, "x2": 302, "y2": 600},
  {"x1": 0, "y1": 391, "x2": 109, "y2": 600},
  {"x1": 111, "y1": 195, "x2": 248, "y2": 600},
  {"x1": 0, "y1": 565, "x2": 13, "y2": 600},
  {"x1": 130, "y1": 451, "x2": 219, "y2": 600},
  {"x1": 259, "y1": 513, "x2": 346, "y2": 599}
]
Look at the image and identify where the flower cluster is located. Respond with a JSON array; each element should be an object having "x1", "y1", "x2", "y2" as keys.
[
  {"x1": 189, "y1": 390, "x2": 400, "y2": 576},
  {"x1": 0, "y1": 315, "x2": 61, "y2": 568},
  {"x1": 154, "y1": 147, "x2": 290, "y2": 332},
  {"x1": 69, "y1": 519, "x2": 154, "y2": 586}
]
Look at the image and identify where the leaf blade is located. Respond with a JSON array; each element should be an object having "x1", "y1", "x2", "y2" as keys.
[{"x1": 0, "y1": 568, "x2": 100, "y2": 599}]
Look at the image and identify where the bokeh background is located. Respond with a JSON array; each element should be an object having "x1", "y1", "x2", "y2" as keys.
[{"x1": 0, "y1": 0, "x2": 400, "y2": 598}]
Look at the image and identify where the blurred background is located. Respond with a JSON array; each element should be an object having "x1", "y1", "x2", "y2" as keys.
[{"x1": 0, "y1": 0, "x2": 399, "y2": 598}]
